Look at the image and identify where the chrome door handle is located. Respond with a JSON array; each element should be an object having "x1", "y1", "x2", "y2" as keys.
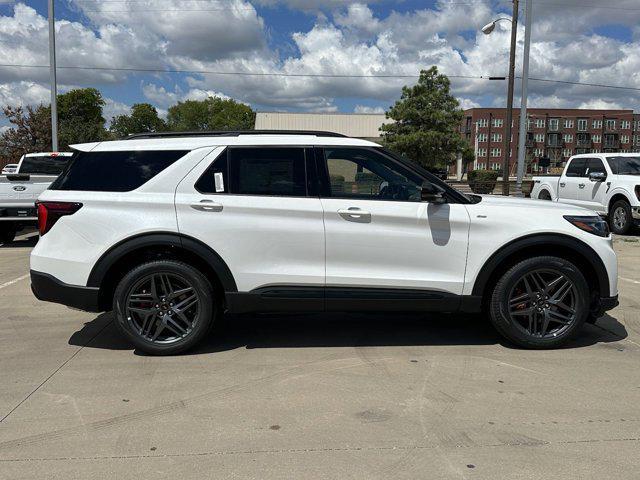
[
  {"x1": 191, "y1": 200, "x2": 223, "y2": 212},
  {"x1": 337, "y1": 207, "x2": 371, "y2": 223},
  {"x1": 559, "y1": 182, "x2": 566, "y2": 187},
  {"x1": 578, "y1": 183, "x2": 585, "y2": 189}
]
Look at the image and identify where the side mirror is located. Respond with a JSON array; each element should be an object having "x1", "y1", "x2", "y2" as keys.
[
  {"x1": 421, "y1": 181, "x2": 446, "y2": 204},
  {"x1": 589, "y1": 171, "x2": 606, "y2": 182}
]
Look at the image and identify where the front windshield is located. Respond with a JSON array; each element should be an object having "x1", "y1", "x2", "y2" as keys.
[{"x1": 607, "y1": 156, "x2": 640, "y2": 175}]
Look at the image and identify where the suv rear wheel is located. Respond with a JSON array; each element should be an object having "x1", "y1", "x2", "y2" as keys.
[
  {"x1": 489, "y1": 256, "x2": 589, "y2": 349},
  {"x1": 113, "y1": 260, "x2": 217, "y2": 355}
]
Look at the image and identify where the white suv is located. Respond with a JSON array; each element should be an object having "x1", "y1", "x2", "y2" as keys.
[{"x1": 31, "y1": 131, "x2": 618, "y2": 354}]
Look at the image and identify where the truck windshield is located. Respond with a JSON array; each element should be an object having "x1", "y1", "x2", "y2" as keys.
[
  {"x1": 607, "y1": 156, "x2": 640, "y2": 175},
  {"x1": 19, "y1": 155, "x2": 69, "y2": 175}
]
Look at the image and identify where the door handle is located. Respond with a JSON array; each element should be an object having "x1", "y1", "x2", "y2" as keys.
[
  {"x1": 559, "y1": 182, "x2": 566, "y2": 187},
  {"x1": 337, "y1": 207, "x2": 371, "y2": 223},
  {"x1": 191, "y1": 200, "x2": 223, "y2": 212},
  {"x1": 578, "y1": 183, "x2": 585, "y2": 189}
]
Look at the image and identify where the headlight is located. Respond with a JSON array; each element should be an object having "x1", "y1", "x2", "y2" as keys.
[{"x1": 564, "y1": 215, "x2": 610, "y2": 237}]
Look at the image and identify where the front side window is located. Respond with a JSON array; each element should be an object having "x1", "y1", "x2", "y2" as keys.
[
  {"x1": 323, "y1": 148, "x2": 423, "y2": 202},
  {"x1": 585, "y1": 158, "x2": 606, "y2": 175},
  {"x1": 565, "y1": 158, "x2": 587, "y2": 177}
]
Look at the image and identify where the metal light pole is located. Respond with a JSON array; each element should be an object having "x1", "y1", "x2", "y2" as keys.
[
  {"x1": 48, "y1": 0, "x2": 58, "y2": 152},
  {"x1": 515, "y1": 0, "x2": 533, "y2": 196}
]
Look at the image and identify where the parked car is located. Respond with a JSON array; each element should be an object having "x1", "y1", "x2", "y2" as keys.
[
  {"x1": 531, "y1": 153, "x2": 640, "y2": 234},
  {"x1": 0, "y1": 152, "x2": 72, "y2": 242},
  {"x1": 2, "y1": 163, "x2": 18, "y2": 175},
  {"x1": 31, "y1": 131, "x2": 618, "y2": 354}
]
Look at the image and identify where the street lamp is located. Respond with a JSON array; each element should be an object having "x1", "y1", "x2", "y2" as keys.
[{"x1": 482, "y1": 2, "x2": 519, "y2": 196}]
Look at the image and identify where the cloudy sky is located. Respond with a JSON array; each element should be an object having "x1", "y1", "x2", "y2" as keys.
[{"x1": 1, "y1": 0, "x2": 640, "y2": 127}]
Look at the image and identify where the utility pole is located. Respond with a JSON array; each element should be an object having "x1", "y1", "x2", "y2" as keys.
[
  {"x1": 501, "y1": 0, "x2": 519, "y2": 196},
  {"x1": 48, "y1": 0, "x2": 58, "y2": 152},
  {"x1": 515, "y1": 0, "x2": 533, "y2": 196}
]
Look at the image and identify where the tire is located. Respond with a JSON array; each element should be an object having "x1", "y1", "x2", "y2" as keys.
[
  {"x1": 0, "y1": 225, "x2": 16, "y2": 243},
  {"x1": 609, "y1": 199, "x2": 632, "y2": 235},
  {"x1": 489, "y1": 256, "x2": 590, "y2": 349},
  {"x1": 538, "y1": 190, "x2": 552, "y2": 201},
  {"x1": 113, "y1": 260, "x2": 217, "y2": 355}
]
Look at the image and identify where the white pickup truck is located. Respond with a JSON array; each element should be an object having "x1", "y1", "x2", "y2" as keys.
[
  {"x1": 531, "y1": 153, "x2": 640, "y2": 234},
  {"x1": 0, "y1": 152, "x2": 72, "y2": 242}
]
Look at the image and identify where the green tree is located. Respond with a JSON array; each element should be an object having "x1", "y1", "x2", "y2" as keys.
[
  {"x1": 110, "y1": 103, "x2": 167, "y2": 137},
  {"x1": 57, "y1": 88, "x2": 107, "y2": 147},
  {"x1": 381, "y1": 66, "x2": 472, "y2": 169},
  {"x1": 167, "y1": 96, "x2": 255, "y2": 131},
  {"x1": 0, "y1": 104, "x2": 52, "y2": 161}
]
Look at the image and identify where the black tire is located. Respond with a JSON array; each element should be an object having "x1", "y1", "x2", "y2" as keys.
[
  {"x1": 609, "y1": 199, "x2": 632, "y2": 235},
  {"x1": 489, "y1": 256, "x2": 590, "y2": 349},
  {"x1": 0, "y1": 225, "x2": 16, "y2": 243},
  {"x1": 538, "y1": 190, "x2": 552, "y2": 201},
  {"x1": 113, "y1": 260, "x2": 217, "y2": 355}
]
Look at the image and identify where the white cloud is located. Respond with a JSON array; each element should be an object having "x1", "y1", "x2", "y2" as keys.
[
  {"x1": 354, "y1": 105, "x2": 385, "y2": 114},
  {"x1": 0, "y1": 81, "x2": 50, "y2": 107},
  {"x1": 103, "y1": 98, "x2": 132, "y2": 121}
]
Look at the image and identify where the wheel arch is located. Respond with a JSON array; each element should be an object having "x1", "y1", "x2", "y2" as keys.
[
  {"x1": 607, "y1": 191, "x2": 632, "y2": 214},
  {"x1": 471, "y1": 233, "x2": 609, "y2": 306},
  {"x1": 87, "y1": 232, "x2": 237, "y2": 311}
]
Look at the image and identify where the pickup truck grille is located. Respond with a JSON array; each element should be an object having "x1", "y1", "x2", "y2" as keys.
[{"x1": 0, "y1": 207, "x2": 37, "y2": 218}]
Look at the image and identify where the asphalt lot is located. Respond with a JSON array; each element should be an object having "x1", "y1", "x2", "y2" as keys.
[{"x1": 1, "y1": 231, "x2": 639, "y2": 479}]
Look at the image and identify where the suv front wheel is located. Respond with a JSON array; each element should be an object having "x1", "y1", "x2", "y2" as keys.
[
  {"x1": 489, "y1": 256, "x2": 589, "y2": 349},
  {"x1": 113, "y1": 260, "x2": 217, "y2": 355}
]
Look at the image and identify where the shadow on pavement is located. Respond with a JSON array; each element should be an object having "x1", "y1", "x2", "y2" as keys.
[
  {"x1": 69, "y1": 310, "x2": 628, "y2": 355},
  {"x1": 0, "y1": 234, "x2": 38, "y2": 249}
]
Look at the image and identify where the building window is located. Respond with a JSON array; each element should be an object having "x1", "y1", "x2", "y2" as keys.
[
  {"x1": 490, "y1": 148, "x2": 501, "y2": 157},
  {"x1": 634, "y1": 135, "x2": 640, "y2": 145},
  {"x1": 477, "y1": 118, "x2": 488, "y2": 128},
  {"x1": 592, "y1": 134, "x2": 601, "y2": 143},
  {"x1": 477, "y1": 133, "x2": 488, "y2": 142},
  {"x1": 564, "y1": 119, "x2": 574, "y2": 129},
  {"x1": 534, "y1": 133, "x2": 545, "y2": 143},
  {"x1": 621, "y1": 120, "x2": 631, "y2": 129},
  {"x1": 577, "y1": 119, "x2": 587, "y2": 131},
  {"x1": 605, "y1": 119, "x2": 616, "y2": 130},
  {"x1": 476, "y1": 162, "x2": 486, "y2": 169},
  {"x1": 526, "y1": 119, "x2": 533, "y2": 130},
  {"x1": 549, "y1": 118, "x2": 559, "y2": 131},
  {"x1": 477, "y1": 148, "x2": 487, "y2": 157},
  {"x1": 562, "y1": 148, "x2": 572, "y2": 158},
  {"x1": 490, "y1": 162, "x2": 501, "y2": 171},
  {"x1": 534, "y1": 148, "x2": 543, "y2": 157},
  {"x1": 591, "y1": 148, "x2": 601, "y2": 153},
  {"x1": 621, "y1": 135, "x2": 630, "y2": 144},
  {"x1": 593, "y1": 119, "x2": 603, "y2": 129},
  {"x1": 563, "y1": 134, "x2": 573, "y2": 143},
  {"x1": 535, "y1": 118, "x2": 545, "y2": 128},
  {"x1": 492, "y1": 118, "x2": 504, "y2": 128},
  {"x1": 491, "y1": 132, "x2": 502, "y2": 142}
]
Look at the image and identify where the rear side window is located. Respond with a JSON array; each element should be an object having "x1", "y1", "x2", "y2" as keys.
[
  {"x1": 50, "y1": 150, "x2": 188, "y2": 192},
  {"x1": 228, "y1": 147, "x2": 307, "y2": 196},
  {"x1": 565, "y1": 158, "x2": 587, "y2": 177},
  {"x1": 20, "y1": 155, "x2": 69, "y2": 175}
]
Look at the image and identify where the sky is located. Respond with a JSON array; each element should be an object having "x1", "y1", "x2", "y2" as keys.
[{"x1": 1, "y1": 0, "x2": 640, "y2": 129}]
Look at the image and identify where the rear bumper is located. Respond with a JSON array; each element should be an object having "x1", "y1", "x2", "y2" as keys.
[{"x1": 30, "y1": 270, "x2": 102, "y2": 312}]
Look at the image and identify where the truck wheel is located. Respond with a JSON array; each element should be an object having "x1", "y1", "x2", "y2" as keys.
[
  {"x1": 0, "y1": 225, "x2": 16, "y2": 243},
  {"x1": 113, "y1": 260, "x2": 217, "y2": 355},
  {"x1": 538, "y1": 190, "x2": 551, "y2": 200},
  {"x1": 489, "y1": 256, "x2": 589, "y2": 349},
  {"x1": 609, "y1": 200, "x2": 632, "y2": 234}
]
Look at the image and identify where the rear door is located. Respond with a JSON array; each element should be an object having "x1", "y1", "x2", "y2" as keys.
[
  {"x1": 175, "y1": 146, "x2": 326, "y2": 295},
  {"x1": 316, "y1": 147, "x2": 470, "y2": 310},
  {"x1": 558, "y1": 157, "x2": 587, "y2": 206}
]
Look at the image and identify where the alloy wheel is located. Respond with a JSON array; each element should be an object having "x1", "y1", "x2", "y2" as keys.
[
  {"x1": 125, "y1": 272, "x2": 201, "y2": 344},
  {"x1": 508, "y1": 269, "x2": 578, "y2": 339},
  {"x1": 613, "y1": 206, "x2": 627, "y2": 231}
]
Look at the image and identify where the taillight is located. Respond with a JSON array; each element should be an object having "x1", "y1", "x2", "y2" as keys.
[{"x1": 36, "y1": 201, "x2": 82, "y2": 236}]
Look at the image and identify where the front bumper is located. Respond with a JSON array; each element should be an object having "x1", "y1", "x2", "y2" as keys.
[
  {"x1": 30, "y1": 270, "x2": 102, "y2": 312},
  {"x1": 632, "y1": 206, "x2": 640, "y2": 221}
]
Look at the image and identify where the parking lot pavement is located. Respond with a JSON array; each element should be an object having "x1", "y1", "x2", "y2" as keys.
[{"x1": 0, "y1": 237, "x2": 639, "y2": 479}]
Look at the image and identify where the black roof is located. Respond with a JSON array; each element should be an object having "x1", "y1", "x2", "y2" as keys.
[{"x1": 125, "y1": 130, "x2": 347, "y2": 140}]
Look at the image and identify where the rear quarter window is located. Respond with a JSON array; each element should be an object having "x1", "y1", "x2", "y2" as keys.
[
  {"x1": 20, "y1": 155, "x2": 69, "y2": 175},
  {"x1": 50, "y1": 150, "x2": 188, "y2": 192}
]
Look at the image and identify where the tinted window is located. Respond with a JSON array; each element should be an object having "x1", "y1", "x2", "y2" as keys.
[
  {"x1": 195, "y1": 152, "x2": 228, "y2": 194},
  {"x1": 19, "y1": 155, "x2": 69, "y2": 175},
  {"x1": 565, "y1": 158, "x2": 587, "y2": 177},
  {"x1": 324, "y1": 148, "x2": 422, "y2": 201},
  {"x1": 607, "y1": 156, "x2": 640, "y2": 175},
  {"x1": 228, "y1": 148, "x2": 307, "y2": 196},
  {"x1": 585, "y1": 158, "x2": 606, "y2": 175},
  {"x1": 50, "y1": 150, "x2": 188, "y2": 192}
]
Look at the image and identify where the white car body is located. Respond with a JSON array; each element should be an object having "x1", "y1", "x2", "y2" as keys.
[
  {"x1": 30, "y1": 132, "x2": 619, "y2": 351},
  {"x1": 531, "y1": 153, "x2": 640, "y2": 222},
  {"x1": 1, "y1": 164, "x2": 18, "y2": 174}
]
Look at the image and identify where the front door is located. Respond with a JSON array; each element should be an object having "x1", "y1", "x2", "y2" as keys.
[
  {"x1": 558, "y1": 157, "x2": 587, "y2": 207},
  {"x1": 578, "y1": 158, "x2": 608, "y2": 214},
  {"x1": 317, "y1": 147, "x2": 470, "y2": 310}
]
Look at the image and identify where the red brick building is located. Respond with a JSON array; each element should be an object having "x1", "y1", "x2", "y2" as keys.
[{"x1": 460, "y1": 108, "x2": 640, "y2": 174}]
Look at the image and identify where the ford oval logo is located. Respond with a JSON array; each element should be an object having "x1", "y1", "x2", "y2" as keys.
[{"x1": 13, "y1": 186, "x2": 26, "y2": 192}]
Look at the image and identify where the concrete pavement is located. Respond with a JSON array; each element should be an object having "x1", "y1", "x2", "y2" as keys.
[{"x1": 0, "y1": 233, "x2": 639, "y2": 479}]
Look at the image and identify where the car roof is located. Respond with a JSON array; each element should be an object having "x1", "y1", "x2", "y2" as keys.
[
  {"x1": 71, "y1": 133, "x2": 381, "y2": 152},
  {"x1": 571, "y1": 152, "x2": 639, "y2": 159}
]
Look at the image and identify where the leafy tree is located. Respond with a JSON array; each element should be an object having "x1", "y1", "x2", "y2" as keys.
[
  {"x1": 167, "y1": 96, "x2": 255, "y2": 131},
  {"x1": 381, "y1": 66, "x2": 472, "y2": 169},
  {"x1": 110, "y1": 103, "x2": 167, "y2": 137},
  {"x1": 0, "y1": 104, "x2": 52, "y2": 161}
]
